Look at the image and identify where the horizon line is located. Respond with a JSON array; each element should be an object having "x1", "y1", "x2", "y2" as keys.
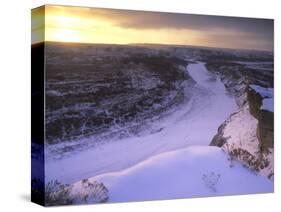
[{"x1": 31, "y1": 40, "x2": 273, "y2": 53}]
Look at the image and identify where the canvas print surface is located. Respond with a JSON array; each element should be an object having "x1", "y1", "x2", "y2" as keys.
[{"x1": 31, "y1": 5, "x2": 274, "y2": 206}]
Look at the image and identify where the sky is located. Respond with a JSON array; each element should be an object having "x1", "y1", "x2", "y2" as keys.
[{"x1": 31, "y1": 5, "x2": 273, "y2": 51}]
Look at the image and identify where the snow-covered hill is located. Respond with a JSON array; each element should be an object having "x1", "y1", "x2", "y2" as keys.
[{"x1": 51, "y1": 146, "x2": 272, "y2": 205}]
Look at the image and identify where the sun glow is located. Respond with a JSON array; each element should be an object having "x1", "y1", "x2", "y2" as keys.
[
  {"x1": 48, "y1": 28, "x2": 81, "y2": 43},
  {"x1": 45, "y1": 13, "x2": 85, "y2": 43},
  {"x1": 31, "y1": 5, "x2": 273, "y2": 51},
  {"x1": 32, "y1": 5, "x2": 201, "y2": 45}
]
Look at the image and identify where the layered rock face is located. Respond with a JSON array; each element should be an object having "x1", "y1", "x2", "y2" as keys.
[
  {"x1": 247, "y1": 86, "x2": 273, "y2": 149},
  {"x1": 257, "y1": 110, "x2": 273, "y2": 149},
  {"x1": 247, "y1": 87, "x2": 263, "y2": 119}
]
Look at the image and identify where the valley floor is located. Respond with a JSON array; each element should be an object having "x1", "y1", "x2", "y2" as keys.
[
  {"x1": 45, "y1": 62, "x2": 273, "y2": 203},
  {"x1": 45, "y1": 62, "x2": 237, "y2": 183}
]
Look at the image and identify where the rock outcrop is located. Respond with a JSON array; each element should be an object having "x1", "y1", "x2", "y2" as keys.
[
  {"x1": 247, "y1": 85, "x2": 273, "y2": 149},
  {"x1": 207, "y1": 59, "x2": 274, "y2": 179},
  {"x1": 257, "y1": 110, "x2": 274, "y2": 149},
  {"x1": 210, "y1": 103, "x2": 274, "y2": 179},
  {"x1": 210, "y1": 112, "x2": 238, "y2": 147},
  {"x1": 211, "y1": 85, "x2": 274, "y2": 151},
  {"x1": 247, "y1": 87, "x2": 263, "y2": 119}
]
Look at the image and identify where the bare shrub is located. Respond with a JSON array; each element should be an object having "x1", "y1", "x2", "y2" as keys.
[
  {"x1": 45, "y1": 180, "x2": 73, "y2": 206},
  {"x1": 80, "y1": 179, "x2": 109, "y2": 203},
  {"x1": 44, "y1": 179, "x2": 109, "y2": 205},
  {"x1": 222, "y1": 143, "x2": 270, "y2": 172},
  {"x1": 202, "y1": 172, "x2": 221, "y2": 192}
]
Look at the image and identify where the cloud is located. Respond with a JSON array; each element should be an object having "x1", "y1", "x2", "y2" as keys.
[
  {"x1": 47, "y1": 6, "x2": 273, "y2": 32},
  {"x1": 44, "y1": 5, "x2": 273, "y2": 51}
]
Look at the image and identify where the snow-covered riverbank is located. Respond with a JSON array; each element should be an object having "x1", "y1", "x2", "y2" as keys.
[{"x1": 45, "y1": 62, "x2": 238, "y2": 184}]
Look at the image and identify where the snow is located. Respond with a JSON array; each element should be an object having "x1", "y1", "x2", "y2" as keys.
[
  {"x1": 69, "y1": 146, "x2": 273, "y2": 203},
  {"x1": 42, "y1": 61, "x2": 274, "y2": 204},
  {"x1": 249, "y1": 84, "x2": 273, "y2": 98},
  {"x1": 234, "y1": 61, "x2": 273, "y2": 71},
  {"x1": 249, "y1": 84, "x2": 273, "y2": 112},
  {"x1": 128, "y1": 68, "x2": 163, "y2": 90},
  {"x1": 217, "y1": 104, "x2": 273, "y2": 178},
  {"x1": 222, "y1": 104, "x2": 260, "y2": 154},
  {"x1": 261, "y1": 98, "x2": 273, "y2": 112},
  {"x1": 235, "y1": 61, "x2": 273, "y2": 65},
  {"x1": 45, "y1": 62, "x2": 238, "y2": 184},
  {"x1": 46, "y1": 90, "x2": 64, "y2": 97}
]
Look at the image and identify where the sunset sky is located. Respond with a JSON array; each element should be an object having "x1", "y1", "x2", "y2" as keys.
[{"x1": 32, "y1": 5, "x2": 273, "y2": 51}]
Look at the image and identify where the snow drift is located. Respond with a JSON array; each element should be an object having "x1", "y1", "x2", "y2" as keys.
[{"x1": 67, "y1": 146, "x2": 273, "y2": 204}]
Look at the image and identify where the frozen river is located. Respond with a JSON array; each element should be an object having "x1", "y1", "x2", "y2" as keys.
[{"x1": 45, "y1": 62, "x2": 238, "y2": 184}]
